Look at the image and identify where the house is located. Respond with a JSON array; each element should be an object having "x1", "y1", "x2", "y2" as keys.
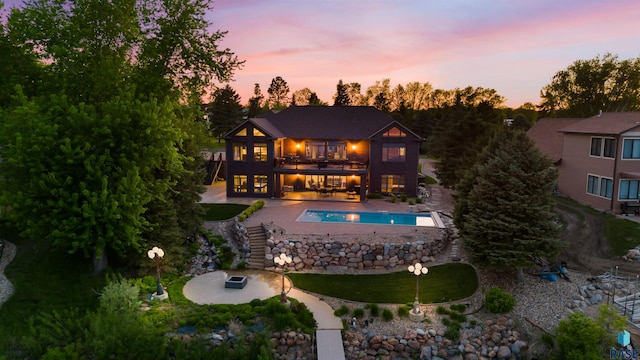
[
  {"x1": 224, "y1": 106, "x2": 423, "y2": 201},
  {"x1": 528, "y1": 112, "x2": 640, "y2": 214}
]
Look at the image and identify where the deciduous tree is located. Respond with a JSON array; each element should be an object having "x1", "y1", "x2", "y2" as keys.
[{"x1": 539, "y1": 53, "x2": 640, "y2": 117}]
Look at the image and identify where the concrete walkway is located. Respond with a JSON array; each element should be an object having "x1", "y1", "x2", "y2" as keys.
[{"x1": 183, "y1": 270, "x2": 345, "y2": 359}]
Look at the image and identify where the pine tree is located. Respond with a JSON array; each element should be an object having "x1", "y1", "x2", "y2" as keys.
[
  {"x1": 457, "y1": 130, "x2": 563, "y2": 279},
  {"x1": 333, "y1": 79, "x2": 350, "y2": 106}
]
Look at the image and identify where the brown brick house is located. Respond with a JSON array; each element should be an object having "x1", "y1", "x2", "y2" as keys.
[
  {"x1": 224, "y1": 106, "x2": 423, "y2": 201},
  {"x1": 528, "y1": 112, "x2": 640, "y2": 214}
]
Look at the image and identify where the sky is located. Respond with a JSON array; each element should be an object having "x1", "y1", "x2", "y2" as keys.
[{"x1": 207, "y1": 0, "x2": 640, "y2": 107}]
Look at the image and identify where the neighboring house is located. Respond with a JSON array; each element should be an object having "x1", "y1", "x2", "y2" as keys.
[
  {"x1": 224, "y1": 106, "x2": 423, "y2": 201},
  {"x1": 528, "y1": 112, "x2": 640, "y2": 214}
]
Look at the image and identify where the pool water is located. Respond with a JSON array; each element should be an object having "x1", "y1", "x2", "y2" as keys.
[{"x1": 296, "y1": 209, "x2": 434, "y2": 227}]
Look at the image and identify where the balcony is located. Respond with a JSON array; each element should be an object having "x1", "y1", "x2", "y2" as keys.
[{"x1": 274, "y1": 156, "x2": 368, "y2": 172}]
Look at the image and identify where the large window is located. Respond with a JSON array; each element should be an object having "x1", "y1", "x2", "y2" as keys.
[
  {"x1": 619, "y1": 180, "x2": 640, "y2": 200},
  {"x1": 233, "y1": 175, "x2": 247, "y2": 193},
  {"x1": 382, "y1": 144, "x2": 406, "y2": 162},
  {"x1": 254, "y1": 175, "x2": 268, "y2": 193},
  {"x1": 623, "y1": 139, "x2": 640, "y2": 159},
  {"x1": 233, "y1": 143, "x2": 247, "y2": 161},
  {"x1": 305, "y1": 142, "x2": 325, "y2": 159},
  {"x1": 587, "y1": 175, "x2": 612, "y2": 199},
  {"x1": 587, "y1": 175, "x2": 599, "y2": 195},
  {"x1": 327, "y1": 142, "x2": 346, "y2": 160},
  {"x1": 253, "y1": 144, "x2": 267, "y2": 161},
  {"x1": 253, "y1": 128, "x2": 265, "y2": 136},
  {"x1": 381, "y1": 175, "x2": 405, "y2": 193}
]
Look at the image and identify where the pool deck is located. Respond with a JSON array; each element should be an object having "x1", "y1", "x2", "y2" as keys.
[{"x1": 200, "y1": 182, "x2": 451, "y2": 235}]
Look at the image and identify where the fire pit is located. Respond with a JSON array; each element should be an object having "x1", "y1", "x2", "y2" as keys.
[{"x1": 225, "y1": 275, "x2": 248, "y2": 289}]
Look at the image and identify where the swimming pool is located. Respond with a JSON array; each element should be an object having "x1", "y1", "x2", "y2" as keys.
[{"x1": 296, "y1": 209, "x2": 435, "y2": 227}]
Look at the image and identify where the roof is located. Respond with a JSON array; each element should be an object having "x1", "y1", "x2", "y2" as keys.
[
  {"x1": 256, "y1": 106, "x2": 403, "y2": 139},
  {"x1": 559, "y1": 112, "x2": 640, "y2": 135},
  {"x1": 527, "y1": 118, "x2": 583, "y2": 163}
]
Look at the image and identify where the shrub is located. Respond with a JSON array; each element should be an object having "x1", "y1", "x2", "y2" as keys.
[
  {"x1": 334, "y1": 305, "x2": 350, "y2": 317},
  {"x1": 366, "y1": 303, "x2": 380, "y2": 317},
  {"x1": 397, "y1": 306, "x2": 409, "y2": 318},
  {"x1": 436, "y1": 306, "x2": 449, "y2": 315},
  {"x1": 352, "y1": 308, "x2": 365, "y2": 318},
  {"x1": 444, "y1": 321, "x2": 462, "y2": 340},
  {"x1": 441, "y1": 317, "x2": 451, "y2": 326},
  {"x1": 408, "y1": 199, "x2": 415, "y2": 205},
  {"x1": 400, "y1": 194, "x2": 408, "y2": 202},
  {"x1": 450, "y1": 303, "x2": 467, "y2": 313},
  {"x1": 367, "y1": 192, "x2": 384, "y2": 199},
  {"x1": 382, "y1": 309, "x2": 394, "y2": 322},
  {"x1": 450, "y1": 312, "x2": 467, "y2": 323},
  {"x1": 390, "y1": 195, "x2": 397, "y2": 203},
  {"x1": 484, "y1": 287, "x2": 515, "y2": 313},
  {"x1": 236, "y1": 262, "x2": 248, "y2": 270},
  {"x1": 416, "y1": 197, "x2": 423, "y2": 204}
]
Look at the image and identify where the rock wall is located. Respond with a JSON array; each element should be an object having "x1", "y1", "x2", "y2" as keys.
[{"x1": 263, "y1": 227, "x2": 451, "y2": 272}]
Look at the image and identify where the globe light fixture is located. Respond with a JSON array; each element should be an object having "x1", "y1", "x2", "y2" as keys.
[
  {"x1": 274, "y1": 252, "x2": 293, "y2": 303},
  {"x1": 408, "y1": 263, "x2": 429, "y2": 314},
  {"x1": 148, "y1": 246, "x2": 168, "y2": 300}
]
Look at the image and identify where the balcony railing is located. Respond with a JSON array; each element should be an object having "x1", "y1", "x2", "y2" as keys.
[{"x1": 274, "y1": 157, "x2": 368, "y2": 171}]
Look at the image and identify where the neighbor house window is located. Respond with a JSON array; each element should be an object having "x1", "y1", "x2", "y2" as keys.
[
  {"x1": 623, "y1": 139, "x2": 640, "y2": 159},
  {"x1": 381, "y1": 175, "x2": 405, "y2": 193},
  {"x1": 233, "y1": 143, "x2": 247, "y2": 161},
  {"x1": 603, "y1": 138, "x2": 616, "y2": 158},
  {"x1": 587, "y1": 175, "x2": 599, "y2": 195},
  {"x1": 383, "y1": 127, "x2": 406, "y2": 137},
  {"x1": 600, "y1": 177, "x2": 613, "y2": 199},
  {"x1": 253, "y1": 144, "x2": 267, "y2": 161},
  {"x1": 619, "y1": 180, "x2": 640, "y2": 200},
  {"x1": 234, "y1": 175, "x2": 247, "y2": 193},
  {"x1": 590, "y1": 137, "x2": 602, "y2": 156},
  {"x1": 253, "y1": 175, "x2": 267, "y2": 193},
  {"x1": 382, "y1": 144, "x2": 406, "y2": 162}
]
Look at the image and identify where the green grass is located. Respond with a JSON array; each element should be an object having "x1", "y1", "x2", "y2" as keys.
[
  {"x1": 287, "y1": 262, "x2": 478, "y2": 304},
  {"x1": 555, "y1": 197, "x2": 640, "y2": 256},
  {"x1": 201, "y1": 203, "x2": 249, "y2": 221}
]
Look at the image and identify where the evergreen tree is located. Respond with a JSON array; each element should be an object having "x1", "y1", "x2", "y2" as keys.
[
  {"x1": 457, "y1": 130, "x2": 563, "y2": 279},
  {"x1": 333, "y1": 79, "x2": 350, "y2": 106},
  {"x1": 208, "y1": 85, "x2": 244, "y2": 140},
  {"x1": 247, "y1": 83, "x2": 265, "y2": 118},
  {"x1": 308, "y1": 92, "x2": 326, "y2": 106}
]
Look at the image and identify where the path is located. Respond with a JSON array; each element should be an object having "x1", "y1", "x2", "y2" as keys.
[{"x1": 0, "y1": 241, "x2": 16, "y2": 310}]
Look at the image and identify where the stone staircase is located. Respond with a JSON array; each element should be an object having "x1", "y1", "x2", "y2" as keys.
[{"x1": 246, "y1": 225, "x2": 267, "y2": 269}]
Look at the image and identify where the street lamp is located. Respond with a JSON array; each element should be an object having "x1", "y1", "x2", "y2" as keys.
[
  {"x1": 408, "y1": 262, "x2": 428, "y2": 314},
  {"x1": 274, "y1": 252, "x2": 292, "y2": 303},
  {"x1": 147, "y1": 246, "x2": 168, "y2": 300}
]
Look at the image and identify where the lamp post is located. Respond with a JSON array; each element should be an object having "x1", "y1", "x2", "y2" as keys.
[
  {"x1": 274, "y1": 252, "x2": 292, "y2": 303},
  {"x1": 408, "y1": 262, "x2": 428, "y2": 314},
  {"x1": 147, "y1": 246, "x2": 168, "y2": 300}
]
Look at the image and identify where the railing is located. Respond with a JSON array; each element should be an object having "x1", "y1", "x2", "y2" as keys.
[{"x1": 275, "y1": 157, "x2": 367, "y2": 170}]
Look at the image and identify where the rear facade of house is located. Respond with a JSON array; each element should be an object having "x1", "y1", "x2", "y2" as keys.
[{"x1": 223, "y1": 106, "x2": 423, "y2": 201}]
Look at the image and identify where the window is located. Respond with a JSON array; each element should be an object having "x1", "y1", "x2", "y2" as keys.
[
  {"x1": 603, "y1": 138, "x2": 616, "y2": 158},
  {"x1": 233, "y1": 175, "x2": 247, "y2": 193},
  {"x1": 623, "y1": 139, "x2": 640, "y2": 159},
  {"x1": 587, "y1": 175, "x2": 599, "y2": 195},
  {"x1": 306, "y1": 142, "x2": 325, "y2": 159},
  {"x1": 235, "y1": 128, "x2": 247, "y2": 136},
  {"x1": 591, "y1": 137, "x2": 616, "y2": 158},
  {"x1": 382, "y1": 144, "x2": 406, "y2": 162},
  {"x1": 619, "y1": 180, "x2": 640, "y2": 200},
  {"x1": 233, "y1": 143, "x2": 247, "y2": 161},
  {"x1": 600, "y1": 178, "x2": 613, "y2": 199},
  {"x1": 327, "y1": 142, "x2": 346, "y2": 160},
  {"x1": 590, "y1": 137, "x2": 602, "y2": 156},
  {"x1": 253, "y1": 175, "x2": 267, "y2": 193},
  {"x1": 253, "y1": 128, "x2": 265, "y2": 136},
  {"x1": 381, "y1": 175, "x2": 405, "y2": 193},
  {"x1": 383, "y1": 127, "x2": 406, "y2": 137},
  {"x1": 253, "y1": 144, "x2": 267, "y2": 161}
]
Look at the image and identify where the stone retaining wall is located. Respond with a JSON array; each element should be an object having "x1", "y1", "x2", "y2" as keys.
[{"x1": 262, "y1": 226, "x2": 452, "y2": 272}]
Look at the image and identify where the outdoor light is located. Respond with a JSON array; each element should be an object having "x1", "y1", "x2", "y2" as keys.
[
  {"x1": 147, "y1": 246, "x2": 167, "y2": 299},
  {"x1": 274, "y1": 252, "x2": 293, "y2": 303},
  {"x1": 408, "y1": 263, "x2": 428, "y2": 314},
  {"x1": 351, "y1": 144, "x2": 356, "y2": 150},
  {"x1": 296, "y1": 143, "x2": 301, "y2": 149}
]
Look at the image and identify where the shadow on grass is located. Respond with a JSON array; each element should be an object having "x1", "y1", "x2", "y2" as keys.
[{"x1": 287, "y1": 262, "x2": 478, "y2": 304}]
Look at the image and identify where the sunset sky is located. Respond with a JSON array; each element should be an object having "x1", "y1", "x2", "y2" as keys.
[{"x1": 208, "y1": 0, "x2": 640, "y2": 107}]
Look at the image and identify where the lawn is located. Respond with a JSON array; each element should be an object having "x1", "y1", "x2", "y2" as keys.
[
  {"x1": 201, "y1": 203, "x2": 249, "y2": 221},
  {"x1": 287, "y1": 262, "x2": 478, "y2": 304}
]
